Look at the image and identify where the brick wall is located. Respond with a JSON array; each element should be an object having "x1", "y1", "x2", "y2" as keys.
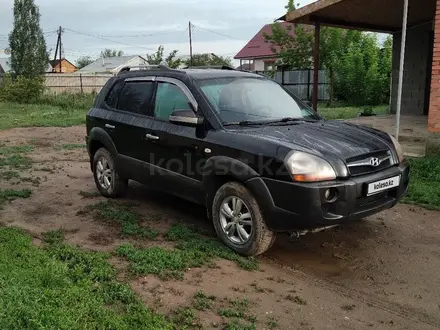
[
  {"x1": 391, "y1": 22, "x2": 432, "y2": 115},
  {"x1": 429, "y1": 0, "x2": 440, "y2": 132}
]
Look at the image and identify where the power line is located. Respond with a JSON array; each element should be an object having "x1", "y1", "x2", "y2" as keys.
[
  {"x1": 88, "y1": 30, "x2": 181, "y2": 38},
  {"x1": 191, "y1": 24, "x2": 242, "y2": 41},
  {"x1": 63, "y1": 28, "x2": 154, "y2": 51}
]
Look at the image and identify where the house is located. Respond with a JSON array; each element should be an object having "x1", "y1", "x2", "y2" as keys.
[
  {"x1": 77, "y1": 55, "x2": 149, "y2": 74},
  {"x1": 234, "y1": 22, "x2": 295, "y2": 71},
  {"x1": 0, "y1": 58, "x2": 11, "y2": 74},
  {"x1": 284, "y1": 0, "x2": 439, "y2": 154},
  {"x1": 48, "y1": 58, "x2": 78, "y2": 73}
]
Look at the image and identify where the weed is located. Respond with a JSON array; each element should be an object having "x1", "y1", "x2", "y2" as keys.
[
  {"x1": 0, "y1": 145, "x2": 34, "y2": 155},
  {"x1": 43, "y1": 229, "x2": 65, "y2": 245},
  {"x1": 79, "y1": 190, "x2": 101, "y2": 198},
  {"x1": 169, "y1": 307, "x2": 201, "y2": 329},
  {"x1": 285, "y1": 294, "x2": 307, "y2": 305},
  {"x1": 0, "y1": 227, "x2": 174, "y2": 329},
  {"x1": 219, "y1": 308, "x2": 245, "y2": 319},
  {"x1": 118, "y1": 224, "x2": 258, "y2": 280},
  {"x1": 79, "y1": 201, "x2": 159, "y2": 239},
  {"x1": 0, "y1": 188, "x2": 31, "y2": 206},
  {"x1": 0, "y1": 154, "x2": 33, "y2": 170},
  {"x1": 267, "y1": 316, "x2": 279, "y2": 329},
  {"x1": 20, "y1": 176, "x2": 41, "y2": 186},
  {"x1": 193, "y1": 291, "x2": 216, "y2": 311},
  {"x1": 401, "y1": 157, "x2": 440, "y2": 210},
  {"x1": 341, "y1": 304, "x2": 356, "y2": 311},
  {"x1": 61, "y1": 143, "x2": 86, "y2": 150},
  {"x1": 0, "y1": 170, "x2": 20, "y2": 180}
]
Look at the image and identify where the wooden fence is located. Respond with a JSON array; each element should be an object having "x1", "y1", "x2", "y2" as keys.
[{"x1": 43, "y1": 73, "x2": 114, "y2": 94}]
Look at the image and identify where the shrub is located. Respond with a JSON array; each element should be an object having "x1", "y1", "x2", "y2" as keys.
[{"x1": 0, "y1": 74, "x2": 45, "y2": 103}]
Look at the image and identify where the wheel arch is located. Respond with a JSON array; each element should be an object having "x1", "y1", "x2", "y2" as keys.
[
  {"x1": 87, "y1": 127, "x2": 118, "y2": 171},
  {"x1": 202, "y1": 156, "x2": 260, "y2": 219}
]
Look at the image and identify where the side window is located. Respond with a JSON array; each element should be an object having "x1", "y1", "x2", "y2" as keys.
[
  {"x1": 105, "y1": 80, "x2": 124, "y2": 108},
  {"x1": 117, "y1": 81, "x2": 154, "y2": 114},
  {"x1": 154, "y1": 82, "x2": 191, "y2": 120}
]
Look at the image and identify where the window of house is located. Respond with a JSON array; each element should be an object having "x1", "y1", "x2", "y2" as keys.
[{"x1": 154, "y1": 82, "x2": 191, "y2": 120}]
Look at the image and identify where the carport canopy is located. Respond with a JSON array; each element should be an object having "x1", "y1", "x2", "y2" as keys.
[
  {"x1": 281, "y1": 0, "x2": 437, "y2": 140},
  {"x1": 282, "y1": 0, "x2": 436, "y2": 33}
]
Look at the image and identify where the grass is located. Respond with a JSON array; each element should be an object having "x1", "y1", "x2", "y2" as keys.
[
  {"x1": 318, "y1": 104, "x2": 388, "y2": 120},
  {"x1": 0, "y1": 101, "x2": 88, "y2": 130},
  {"x1": 61, "y1": 143, "x2": 86, "y2": 150},
  {"x1": 193, "y1": 291, "x2": 216, "y2": 311},
  {"x1": 79, "y1": 201, "x2": 159, "y2": 239},
  {"x1": 218, "y1": 298, "x2": 256, "y2": 329},
  {"x1": 0, "y1": 188, "x2": 31, "y2": 206},
  {"x1": 0, "y1": 170, "x2": 20, "y2": 180},
  {"x1": 401, "y1": 156, "x2": 440, "y2": 210},
  {"x1": 0, "y1": 143, "x2": 34, "y2": 176},
  {"x1": 117, "y1": 223, "x2": 258, "y2": 281},
  {"x1": 0, "y1": 227, "x2": 176, "y2": 330}
]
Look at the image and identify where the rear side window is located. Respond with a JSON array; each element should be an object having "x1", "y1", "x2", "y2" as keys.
[
  {"x1": 117, "y1": 81, "x2": 154, "y2": 115},
  {"x1": 105, "y1": 80, "x2": 124, "y2": 108}
]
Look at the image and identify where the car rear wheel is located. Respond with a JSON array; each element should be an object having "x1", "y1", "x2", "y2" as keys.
[
  {"x1": 93, "y1": 148, "x2": 127, "y2": 198},
  {"x1": 212, "y1": 182, "x2": 276, "y2": 256}
]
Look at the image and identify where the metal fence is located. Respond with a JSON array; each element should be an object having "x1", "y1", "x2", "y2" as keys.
[{"x1": 255, "y1": 69, "x2": 330, "y2": 101}]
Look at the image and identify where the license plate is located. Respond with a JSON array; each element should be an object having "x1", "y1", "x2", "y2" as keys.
[{"x1": 367, "y1": 176, "x2": 400, "y2": 196}]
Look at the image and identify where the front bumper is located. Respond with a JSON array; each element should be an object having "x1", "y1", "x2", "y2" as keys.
[{"x1": 246, "y1": 161, "x2": 410, "y2": 232}]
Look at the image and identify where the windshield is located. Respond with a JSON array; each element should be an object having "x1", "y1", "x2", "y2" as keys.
[{"x1": 197, "y1": 77, "x2": 319, "y2": 124}]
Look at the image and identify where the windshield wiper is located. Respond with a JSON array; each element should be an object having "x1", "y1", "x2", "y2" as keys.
[
  {"x1": 223, "y1": 117, "x2": 318, "y2": 127},
  {"x1": 223, "y1": 120, "x2": 271, "y2": 126}
]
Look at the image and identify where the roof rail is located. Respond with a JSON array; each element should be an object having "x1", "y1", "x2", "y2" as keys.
[
  {"x1": 118, "y1": 65, "x2": 172, "y2": 75},
  {"x1": 183, "y1": 65, "x2": 236, "y2": 71}
]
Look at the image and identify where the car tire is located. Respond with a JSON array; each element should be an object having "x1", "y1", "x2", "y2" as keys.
[
  {"x1": 93, "y1": 148, "x2": 128, "y2": 198},
  {"x1": 212, "y1": 181, "x2": 276, "y2": 256}
]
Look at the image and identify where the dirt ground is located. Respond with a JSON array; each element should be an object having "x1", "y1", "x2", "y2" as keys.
[{"x1": 1, "y1": 126, "x2": 440, "y2": 330}]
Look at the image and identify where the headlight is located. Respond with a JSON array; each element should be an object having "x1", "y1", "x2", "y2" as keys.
[
  {"x1": 284, "y1": 151, "x2": 336, "y2": 182},
  {"x1": 388, "y1": 134, "x2": 405, "y2": 163}
]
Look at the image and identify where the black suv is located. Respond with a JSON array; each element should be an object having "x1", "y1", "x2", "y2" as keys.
[{"x1": 86, "y1": 66, "x2": 410, "y2": 256}]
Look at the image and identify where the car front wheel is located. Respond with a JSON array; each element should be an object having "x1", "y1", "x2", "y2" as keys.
[
  {"x1": 212, "y1": 182, "x2": 276, "y2": 256},
  {"x1": 93, "y1": 148, "x2": 127, "y2": 198}
]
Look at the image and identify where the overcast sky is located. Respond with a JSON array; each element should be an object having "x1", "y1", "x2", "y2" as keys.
[{"x1": 0, "y1": 0, "x2": 317, "y2": 64}]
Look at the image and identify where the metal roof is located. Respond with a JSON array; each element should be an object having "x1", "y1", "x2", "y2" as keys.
[
  {"x1": 76, "y1": 55, "x2": 148, "y2": 73},
  {"x1": 0, "y1": 57, "x2": 11, "y2": 73},
  {"x1": 284, "y1": 0, "x2": 436, "y2": 33},
  {"x1": 234, "y1": 22, "x2": 295, "y2": 60}
]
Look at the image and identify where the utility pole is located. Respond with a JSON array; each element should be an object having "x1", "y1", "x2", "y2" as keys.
[
  {"x1": 53, "y1": 26, "x2": 63, "y2": 73},
  {"x1": 189, "y1": 21, "x2": 193, "y2": 67},
  {"x1": 59, "y1": 26, "x2": 62, "y2": 73}
]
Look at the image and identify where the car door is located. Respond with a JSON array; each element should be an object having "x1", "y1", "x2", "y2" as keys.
[
  {"x1": 105, "y1": 77, "x2": 156, "y2": 183},
  {"x1": 143, "y1": 77, "x2": 206, "y2": 203}
]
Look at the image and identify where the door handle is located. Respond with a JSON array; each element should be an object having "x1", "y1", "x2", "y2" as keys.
[
  {"x1": 105, "y1": 124, "x2": 115, "y2": 129},
  {"x1": 145, "y1": 134, "x2": 159, "y2": 141}
]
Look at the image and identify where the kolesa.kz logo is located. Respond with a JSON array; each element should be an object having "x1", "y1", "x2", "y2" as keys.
[{"x1": 374, "y1": 179, "x2": 394, "y2": 190}]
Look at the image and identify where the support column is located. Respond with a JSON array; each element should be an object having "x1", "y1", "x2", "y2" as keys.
[
  {"x1": 313, "y1": 22, "x2": 320, "y2": 113},
  {"x1": 429, "y1": 0, "x2": 440, "y2": 133}
]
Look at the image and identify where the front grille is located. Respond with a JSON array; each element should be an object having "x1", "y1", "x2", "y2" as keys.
[
  {"x1": 347, "y1": 151, "x2": 393, "y2": 177},
  {"x1": 356, "y1": 192, "x2": 388, "y2": 208}
]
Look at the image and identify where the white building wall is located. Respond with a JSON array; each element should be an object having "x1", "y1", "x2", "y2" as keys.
[{"x1": 253, "y1": 59, "x2": 265, "y2": 71}]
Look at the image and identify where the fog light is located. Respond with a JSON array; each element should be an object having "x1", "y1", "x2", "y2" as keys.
[{"x1": 324, "y1": 188, "x2": 338, "y2": 203}]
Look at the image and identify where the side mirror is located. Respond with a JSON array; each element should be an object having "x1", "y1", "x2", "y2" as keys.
[{"x1": 169, "y1": 109, "x2": 204, "y2": 127}]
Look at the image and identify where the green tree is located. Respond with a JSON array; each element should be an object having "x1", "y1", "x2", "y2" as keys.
[
  {"x1": 285, "y1": 0, "x2": 296, "y2": 11},
  {"x1": 9, "y1": 0, "x2": 48, "y2": 77},
  {"x1": 184, "y1": 53, "x2": 232, "y2": 67},
  {"x1": 102, "y1": 49, "x2": 124, "y2": 58},
  {"x1": 75, "y1": 56, "x2": 94, "y2": 69},
  {"x1": 264, "y1": 23, "x2": 313, "y2": 69},
  {"x1": 146, "y1": 45, "x2": 181, "y2": 68}
]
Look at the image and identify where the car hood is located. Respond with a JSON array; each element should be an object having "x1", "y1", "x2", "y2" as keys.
[{"x1": 230, "y1": 120, "x2": 393, "y2": 160}]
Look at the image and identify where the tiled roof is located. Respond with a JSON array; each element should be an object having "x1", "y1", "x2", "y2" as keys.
[{"x1": 234, "y1": 22, "x2": 295, "y2": 60}]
